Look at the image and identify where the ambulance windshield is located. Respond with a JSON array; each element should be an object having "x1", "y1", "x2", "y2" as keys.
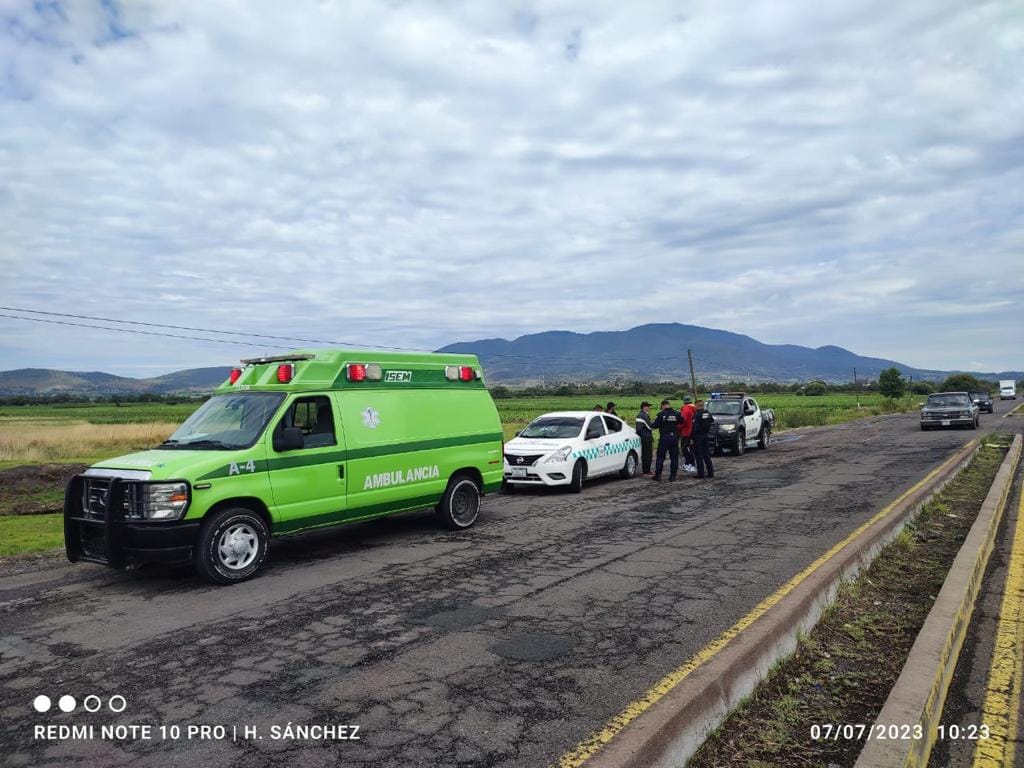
[{"x1": 161, "y1": 393, "x2": 285, "y2": 450}]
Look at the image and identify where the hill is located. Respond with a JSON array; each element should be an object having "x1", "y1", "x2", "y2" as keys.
[
  {"x1": 0, "y1": 367, "x2": 232, "y2": 396},
  {"x1": 437, "y1": 323, "x2": 1023, "y2": 384},
  {"x1": 1, "y1": 323, "x2": 1019, "y2": 393}
]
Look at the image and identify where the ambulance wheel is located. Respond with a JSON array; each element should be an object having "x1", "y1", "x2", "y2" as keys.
[
  {"x1": 569, "y1": 460, "x2": 586, "y2": 493},
  {"x1": 437, "y1": 474, "x2": 481, "y2": 530},
  {"x1": 620, "y1": 451, "x2": 639, "y2": 479},
  {"x1": 758, "y1": 427, "x2": 771, "y2": 449},
  {"x1": 194, "y1": 507, "x2": 269, "y2": 585}
]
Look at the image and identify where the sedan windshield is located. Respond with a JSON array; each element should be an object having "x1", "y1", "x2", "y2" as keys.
[
  {"x1": 161, "y1": 393, "x2": 285, "y2": 449},
  {"x1": 520, "y1": 417, "x2": 585, "y2": 439},
  {"x1": 926, "y1": 394, "x2": 970, "y2": 407},
  {"x1": 706, "y1": 400, "x2": 741, "y2": 416}
]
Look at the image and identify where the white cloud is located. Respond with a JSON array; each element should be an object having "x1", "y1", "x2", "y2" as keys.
[{"x1": 0, "y1": 0, "x2": 1021, "y2": 376}]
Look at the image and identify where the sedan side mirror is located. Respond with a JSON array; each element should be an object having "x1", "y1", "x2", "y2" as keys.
[{"x1": 273, "y1": 426, "x2": 305, "y2": 452}]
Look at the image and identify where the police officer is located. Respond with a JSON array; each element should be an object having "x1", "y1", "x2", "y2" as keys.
[
  {"x1": 650, "y1": 399, "x2": 681, "y2": 481},
  {"x1": 691, "y1": 398, "x2": 715, "y2": 479},
  {"x1": 635, "y1": 401, "x2": 654, "y2": 476}
]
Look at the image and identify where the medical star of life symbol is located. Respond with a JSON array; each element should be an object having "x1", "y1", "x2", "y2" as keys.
[{"x1": 362, "y1": 407, "x2": 381, "y2": 429}]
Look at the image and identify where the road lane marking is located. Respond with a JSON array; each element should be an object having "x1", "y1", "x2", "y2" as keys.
[
  {"x1": 972, "y1": 487, "x2": 1024, "y2": 768},
  {"x1": 556, "y1": 444, "x2": 975, "y2": 768}
]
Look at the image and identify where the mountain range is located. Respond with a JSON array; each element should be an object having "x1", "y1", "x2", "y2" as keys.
[
  {"x1": 1, "y1": 323, "x2": 1020, "y2": 394},
  {"x1": 0, "y1": 367, "x2": 232, "y2": 396},
  {"x1": 439, "y1": 323, "x2": 1021, "y2": 384}
]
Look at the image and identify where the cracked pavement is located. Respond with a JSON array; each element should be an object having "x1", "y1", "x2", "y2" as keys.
[{"x1": 2, "y1": 402, "x2": 1020, "y2": 767}]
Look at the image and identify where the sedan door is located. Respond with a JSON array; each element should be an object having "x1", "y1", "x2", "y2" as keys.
[{"x1": 580, "y1": 415, "x2": 614, "y2": 476}]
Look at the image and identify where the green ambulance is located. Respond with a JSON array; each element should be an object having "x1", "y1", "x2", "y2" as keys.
[{"x1": 64, "y1": 349, "x2": 503, "y2": 584}]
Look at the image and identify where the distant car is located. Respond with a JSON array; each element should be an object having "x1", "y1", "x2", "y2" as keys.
[
  {"x1": 503, "y1": 412, "x2": 641, "y2": 493},
  {"x1": 970, "y1": 390, "x2": 994, "y2": 413},
  {"x1": 920, "y1": 391, "x2": 979, "y2": 431}
]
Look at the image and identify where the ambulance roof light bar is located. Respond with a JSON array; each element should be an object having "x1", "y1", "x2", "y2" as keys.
[
  {"x1": 346, "y1": 363, "x2": 383, "y2": 382},
  {"x1": 445, "y1": 365, "x2": 481, "y2": 381}
]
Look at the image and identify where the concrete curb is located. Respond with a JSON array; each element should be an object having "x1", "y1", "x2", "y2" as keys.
[
  {"x1": 855, "y1": 434, "x2": 1023, "y2": 768},
  {"x1": 582, "y1": 439, "x2": 981, "y2": 768}
]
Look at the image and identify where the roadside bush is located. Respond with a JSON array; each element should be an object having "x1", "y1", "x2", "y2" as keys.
[
  {"x1": 939, "y1": 373, "x2": 988, "y2": 393},
  {"x1": 879, "y1": 367, "x2": 906, "y2": 399},
  {"x1": 804, "y1": 381, "x2": 827, "y2": 396}
]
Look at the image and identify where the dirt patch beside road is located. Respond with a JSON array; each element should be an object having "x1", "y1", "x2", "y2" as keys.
[{"x1": 0, "y1": 463, "x2": 85, "y2": 515}]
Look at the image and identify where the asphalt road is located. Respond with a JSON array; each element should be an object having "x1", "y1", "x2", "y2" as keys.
[{"x1": 2, "y1": 400, "x2": 1021, "y2": 768}]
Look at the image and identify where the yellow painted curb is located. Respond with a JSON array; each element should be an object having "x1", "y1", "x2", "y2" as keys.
[{"x1": 972, "y1": 465, "x2": 1024, "y2": 767}]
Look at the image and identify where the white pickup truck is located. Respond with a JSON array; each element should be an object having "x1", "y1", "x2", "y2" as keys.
[
  {"x1": 1000, "y1": 380, "x2": 1017, "y2": 400},
  {"x1": 705, "y1": 393, "x2": 775, "y2": 456}
]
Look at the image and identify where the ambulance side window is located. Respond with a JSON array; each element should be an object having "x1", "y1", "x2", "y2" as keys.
[{"x1": 283, "y1": 396, "x2": 336, "y2": 449}]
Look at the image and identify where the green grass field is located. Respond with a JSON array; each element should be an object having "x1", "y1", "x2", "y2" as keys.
[
  {"x1": 0, "y1": 514, "x2": 64, "y2": 557},
  {"x1": 1, "y1": 393, "x2": 919, "y2": 453}
]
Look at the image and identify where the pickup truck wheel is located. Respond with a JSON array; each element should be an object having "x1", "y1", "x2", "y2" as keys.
[
  {"x1": 436, "y1": 474, "x2": 481, "y2": 530},
  {"x1": 734, "y1": 430, "x2": 746, "y2": 455},
  {"x1": 620, "y1": 450, "x2": 639, "y2": 479},
  {"x1": 569, "y1": 460, "x2": 586, "y2": 493},
  {"x1": 194, "y1": 507, "x2": 269, "y2": 585},
  {"x1": 758, "y1": 426, "x2": 771, "y2": 449}
]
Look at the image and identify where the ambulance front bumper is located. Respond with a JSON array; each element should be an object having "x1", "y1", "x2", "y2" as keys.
[{"x1": 64, "y1": 475, "x2": 200, "y2": 569}]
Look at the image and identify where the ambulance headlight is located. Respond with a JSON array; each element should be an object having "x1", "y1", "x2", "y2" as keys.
[
  {"x1": 128, "y1": 482, "x2": 190, "y2": 521},
  {"x1": 545, "y1": 446, "x2": 574, "y2": 464}
]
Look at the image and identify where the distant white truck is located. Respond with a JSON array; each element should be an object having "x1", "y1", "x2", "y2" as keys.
[{"x1": 1000, "y1": 380, "x2": 1018, "y2": 400}]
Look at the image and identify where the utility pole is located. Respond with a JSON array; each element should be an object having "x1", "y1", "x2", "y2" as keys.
[
  {"x1": 854, "y1": 368, "x2": 859, "y2": 408},
  {"x1": 688, "y1": 349, "x2": 698, "y2": 396}
]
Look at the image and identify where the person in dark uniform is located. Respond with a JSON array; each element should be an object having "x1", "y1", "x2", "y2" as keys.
[
  {"x1": 691, "y1": 399, "x2": 715, "y2": 479},
  {"x1": 606, "y1": 401, "x2": 617, "y2": 416},
  {"x1": 650, "y1": 399, "x2": 681, "y2": 481},
  {"x1": 635, "y1": 401, "x2": 654, "y2": 476}
]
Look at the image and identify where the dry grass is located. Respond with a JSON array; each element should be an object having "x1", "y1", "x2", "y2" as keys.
[{"x1": 0, "y1": 421, "x2": 177, "y2": 463}]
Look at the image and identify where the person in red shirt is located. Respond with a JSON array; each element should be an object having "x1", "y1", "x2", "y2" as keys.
[{"x1": 678, "y1": 395, "x2": 697, "y2": 472}]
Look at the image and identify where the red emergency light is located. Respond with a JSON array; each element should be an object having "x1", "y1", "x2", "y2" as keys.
[
  {"x1": 459, "y1": 366, "x2": 474, "y2": 381},
  {"x1": 229, "y1": 368, "x2": 242, "y2": 384},
  {"x1": 347, "y1": 363, "x2": 366, "y2": 382},
  {"x1": 277, "y1": 364, "x2": 294, "y2": 384}
]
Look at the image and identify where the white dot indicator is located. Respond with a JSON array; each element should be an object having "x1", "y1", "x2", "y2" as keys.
[
  {"x1": 109, "y1": 695, "x2": 127, "y2": 713},
  {"x1": 33, "y1": 695, "x2": 51, "y2": 713},
  {"x1": 83, "y1": 695, "x2": 102, "y2": 713},
  {"x1": 58, "y1": 695, "x2": 76, "y2": 713}
]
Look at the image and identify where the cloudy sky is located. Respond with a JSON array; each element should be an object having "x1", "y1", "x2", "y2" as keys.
[{"x1": 1, "y1": 0, "x2": 1022, "y2": 377}]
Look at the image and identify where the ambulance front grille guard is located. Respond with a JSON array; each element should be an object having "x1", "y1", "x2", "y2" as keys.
[{"x1": 65, "y1": 475, "x2": 129, "y2": 569}]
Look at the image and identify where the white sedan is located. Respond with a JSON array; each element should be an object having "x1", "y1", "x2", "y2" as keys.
[{"x1": 503, "y1": 411, "x2": 642, "y2": 493}]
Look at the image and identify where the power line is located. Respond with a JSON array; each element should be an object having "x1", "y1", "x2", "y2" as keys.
[
  {"x1": 0, "y1": 305, "x2": 419, "y2": 352},
  {"x1": 0, "y1": 313, "x2": 292, "y2": 349}
]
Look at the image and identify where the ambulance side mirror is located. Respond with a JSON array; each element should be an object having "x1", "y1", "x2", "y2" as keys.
[{"x1": 274, "y1": 427, "x2": 305, "y2": 452}]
